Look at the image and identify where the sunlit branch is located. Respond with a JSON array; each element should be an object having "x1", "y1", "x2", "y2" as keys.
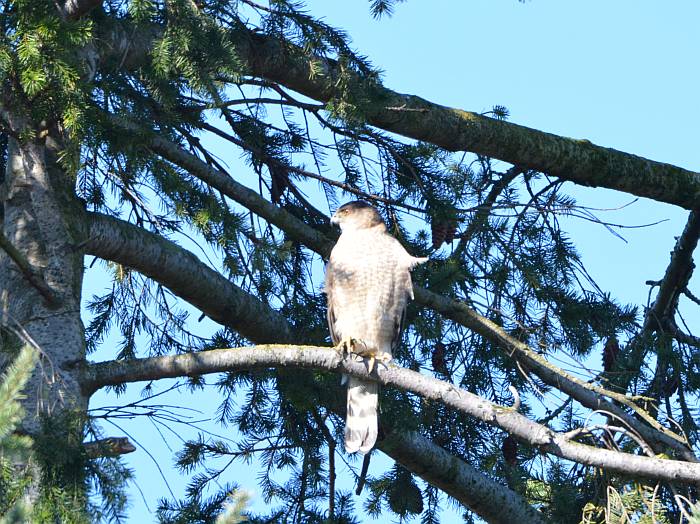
[
  {"x1": 84, "y1": 212, "x2": 295, "y2": 344},
  {"x1": 127, "y1": 127, "x2": 694, "y2": 459},
  {"x1": 82, "y1": 200, "x2": 543, "y2": 520},
  {"x1": 83, "y1": 344, "x2": 700, "y2": 485},
  {"x1": 236, "y1": 26, "x2": 700, "y2": 210},
  {"x1": 101, "y1": 21, "x2": 700, "y2": 209}
]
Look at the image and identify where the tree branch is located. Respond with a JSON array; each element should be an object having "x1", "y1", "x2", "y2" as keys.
[
  {"x1": 134, "y1": 129, "x2": 692, "y2": 458},
  {"x1": 0, "y1": 230, "x2": 59, "y2": 306},
  {"x1": 82, "y1": 344, "x2": 700, "y2": 486},
  {"x1": 413, "y1": 287, "x2": 693, "y2": 458},
  {"x1": 646, "y1": 210, "x2": 700, "y2": 331},
  {"x1": 84, "y1": 212, "x2": 294, "y2": 344},
  {"x1": 236, "y1": 29, "x2": 700, "y2": 210},
  {"x1": 84, "y1": 437, "x2": 136, "y2": 458},
  {"x1": 99, "y1": 22, "x2": 700, "y2": 209},
  {"x1": 622, "y1": 209, "x2": 700, "y2": 394},
  {"x1": 380, "y1": 430, "x2": 546, "y2": 524},
  {"x1": 82, "y1": 207, "x2": 545, "y2": 520}
]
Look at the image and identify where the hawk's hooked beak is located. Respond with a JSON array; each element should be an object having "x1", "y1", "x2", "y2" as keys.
[{"x1": 330, "y1": 213, "x2": 340, "y2": 226}]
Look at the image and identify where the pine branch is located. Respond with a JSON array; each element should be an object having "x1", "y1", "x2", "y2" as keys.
[
  {"x1": 100, "y1": 21, "x2": 700, "y2": 209},
  {"x1": 85, "y1": 212, "x2": 295, "y2": 344},
  {"x1": 233, "y1": 25, "x2": 700, "y2": 211},
  {"x1": 82, "y1": 344, "x2": 700, "y2": 486},
  {"x1": 83, "y1": 214, "x2": 545, "y2": 521},
  {"x1": 623, "y1": 210, "x2": 700, "y2": 395},
  {"x1": 0, "y1": 345, "x2": 38, "y2": 442},
  {"x1": 132, "y1": 129, "x2": 692, "y2": 459},
  {"x1": 646, "y1": 210, "x2": 700, "y2": 331}
]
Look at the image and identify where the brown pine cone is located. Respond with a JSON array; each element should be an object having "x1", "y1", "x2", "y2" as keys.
[
  {"x1": 602, "y1": 337, "x2": 620, "y2": 372},
  {"x1": 502, "y1": 435, "x2": 518, "y2": 466}
]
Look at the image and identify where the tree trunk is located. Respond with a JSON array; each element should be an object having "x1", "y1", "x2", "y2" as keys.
[{"x1": 0, "y1": 134, "x2": 88, "y2": 498}]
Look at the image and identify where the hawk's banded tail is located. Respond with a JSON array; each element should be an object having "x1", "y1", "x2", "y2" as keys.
[{"x1": 345, "y1": 377, "x2": 378, "y2": 454}]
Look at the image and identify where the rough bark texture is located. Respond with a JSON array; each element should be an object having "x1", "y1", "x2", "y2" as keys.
[
  {"x1": 0, "y1": 137, "x2": 87, "y2": 434},
  {"x1": 83, "y1": 344, "x2": 700, "y2": 485}
]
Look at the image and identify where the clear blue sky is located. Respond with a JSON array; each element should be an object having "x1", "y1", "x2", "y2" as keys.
[{"x1": 85, "y1": 2, "x2": 700, "y2": 522}]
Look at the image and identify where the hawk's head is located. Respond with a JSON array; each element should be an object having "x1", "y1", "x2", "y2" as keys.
[{"x1": 331, "y1": 201, "x2": 385, "y2": 232}]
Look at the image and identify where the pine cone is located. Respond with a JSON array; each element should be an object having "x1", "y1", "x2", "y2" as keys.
[
  {"x1": 431, "y1": 342, "x2": 447, "y2": 375},
  {"x1": 602, "y1": 337, "x2": 620, "y2": 372},
  {"x1": 270, "y1": 165, "x2": 289, "y2": 204},
  {"x1": 431, "y1": 220, "x2": 447, "y2": 250},
  {"x1": 662, "y1": 375, "x2": 679, "y2": 397},
  {"x1": 502, "y1": 435, "x2": 518, "y2": 466},
  {"x1": 444, "y1": 220, "x2": 458, "y2": 244}
]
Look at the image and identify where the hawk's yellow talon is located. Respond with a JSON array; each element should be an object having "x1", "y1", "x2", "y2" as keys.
[{"x1": 368, "y1": 356, "x2": 376, "y2": 373}]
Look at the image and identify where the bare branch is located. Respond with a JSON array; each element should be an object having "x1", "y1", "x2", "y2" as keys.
[
  {"x1": 84, "y1": 212, "x2": 295, "y2": 344},
  {"x1": 83, "y1": 344, "x2": 700, "y2": 485}
]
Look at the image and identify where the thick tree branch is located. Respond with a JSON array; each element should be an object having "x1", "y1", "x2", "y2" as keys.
[
  {"x1": 82, "y1": 208, "x2": 544, "y2": 520},
  {"x1": 378, "y1": 430, "x2": 545, "y2": 524},
  {"x1": 414, "y1": 287, "x2": 692, "y2": 458},
  {"x1": 101, "y1": 22, "x2": 700, "y2": 209},
  {"x1": 237, "y1": 31, "x2": 700, "y2": 210},
  {"x1": 83, "y1": 345, "x2": 700, "y2": 486},
  {"x1": 84, "y1": 212, "x2": 294, "y2": 344},
  {"x1": 136, "y1": 129, "x2": 692, "y2": 458}
]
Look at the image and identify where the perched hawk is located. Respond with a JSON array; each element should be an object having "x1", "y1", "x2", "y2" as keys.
[{"x1": 324, "y1": 201, "x2": 427, "y2": 454}]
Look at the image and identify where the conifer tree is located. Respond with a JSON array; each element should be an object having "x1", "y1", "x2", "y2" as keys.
[{"x1": 0, "y1": 1, "x2": 699, "y2": 522}]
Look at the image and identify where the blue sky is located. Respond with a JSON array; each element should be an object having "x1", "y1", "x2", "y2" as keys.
[{"x1": 85, "y1": 1, "x2": 700, "y2": 522}]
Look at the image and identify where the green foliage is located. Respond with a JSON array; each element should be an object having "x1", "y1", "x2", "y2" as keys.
[
  {"x1": 0, "y1": 0, "x2": 683, "y2": 521},
  {"x1": 689, "y1": 502, "x2": 700, "y2": 524},
  {"x1": 368, "y1": 0, "x2": 407, "y2": 19},
  {"x1": 10, "y1": 0, "x2": 93, "y2": 136},
  {"x1": 0, "y1": 346, "x2": 37, "y2": 521}
]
